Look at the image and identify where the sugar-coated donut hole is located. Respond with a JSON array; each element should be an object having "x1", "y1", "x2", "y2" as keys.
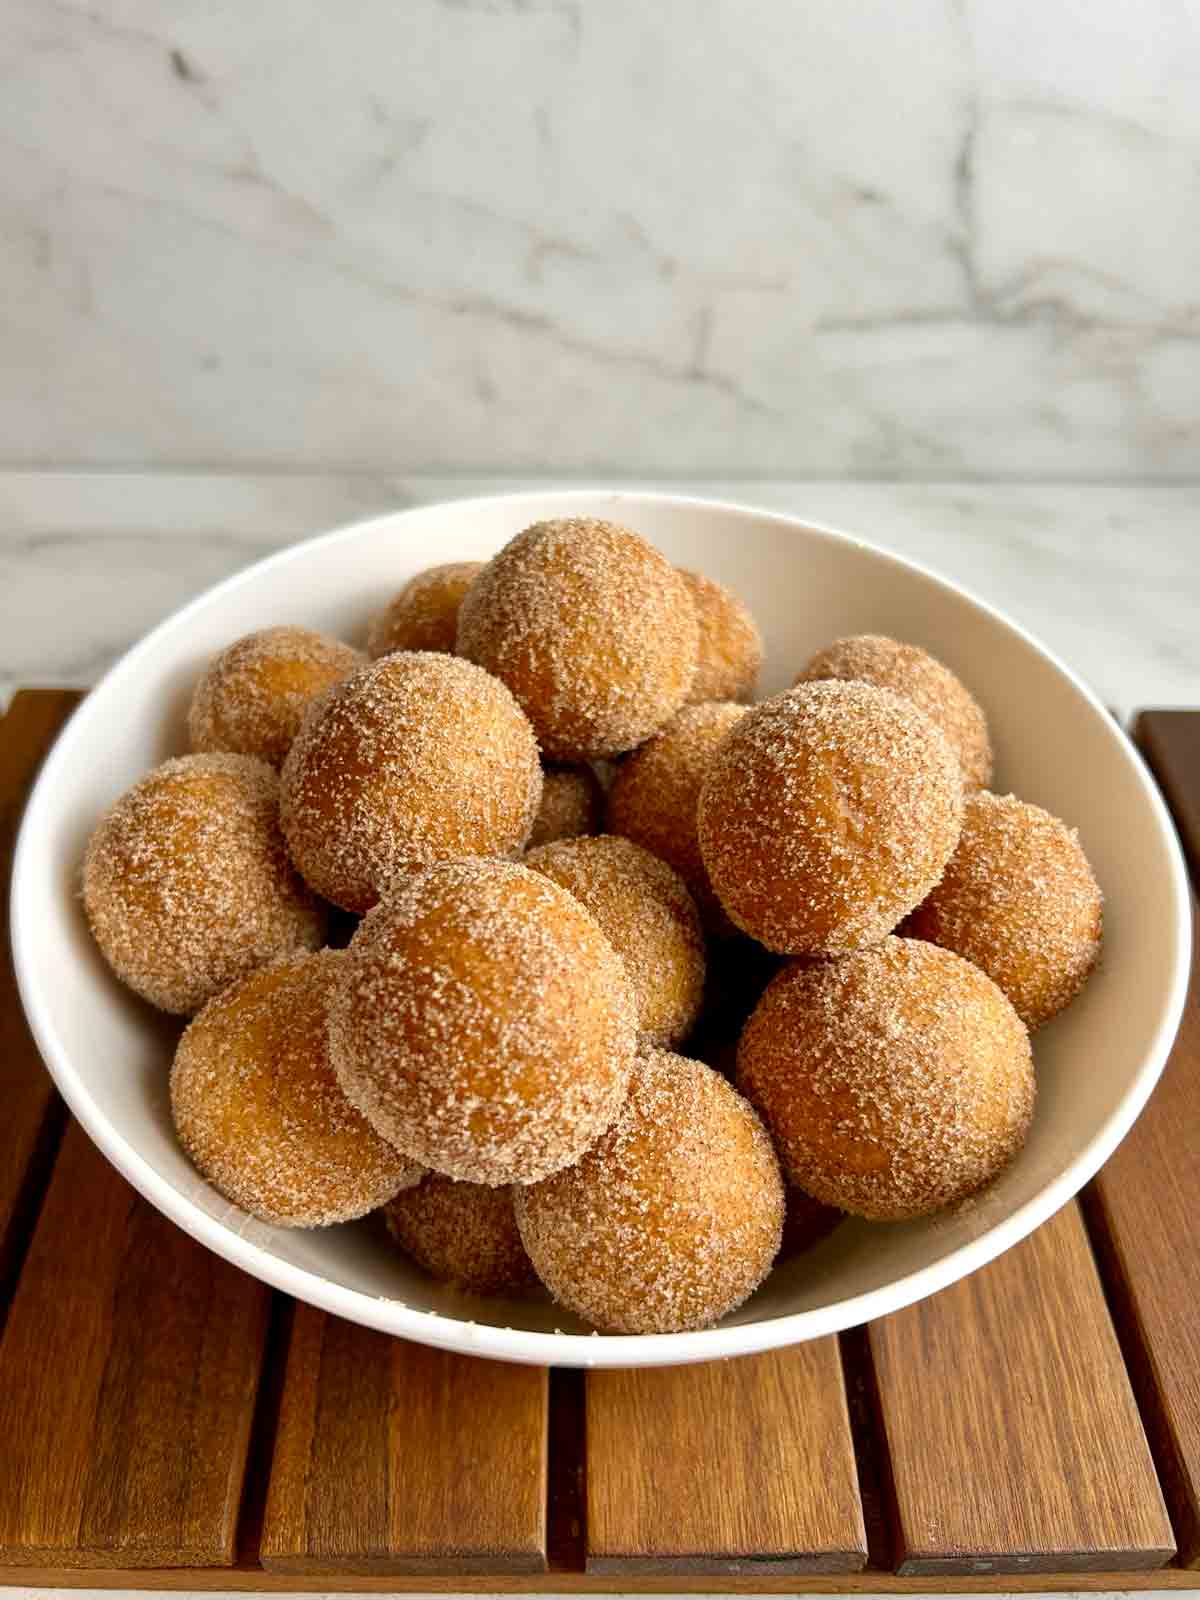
[
  {"x1": 608, "y1": 701, "x2": 747, "y2": 936},
  {"x1": 526, "y1": 763, "x2": 604, "y2": 850},
  {"x1": 515, "y1": 1048, "x2": 785, "y2": 1334},
  {"x1": 83, "y1": 752, "x2": 324, "y2": 1015},
  {"x1": 698, "y1": 680, "x2": 965, "y2": 954},
  {"x1": 526, "y1": 834, "x2": 705, "y2": 1049},
  {"x1": 457, "y1": 518, "x2": 700, "y2": 761},
  {"x1": 383, "y1": 1173, "x2": 537, "y2": 1295},
  {"x1": 366, "y1": 562, "x2": 484, "y2": 658},
  {"x1": 679, "y1": 569, "x2": 763, "y2": 704},
  {"x1": 738, "y1": 938, "x2": 1034, "y2": 1221},
  {"x1": 187, "y1": 625, "x2": 364, "y2": 769},
  {"x1": 329, "y1": 859, "x2": 638, "y2": 1186},
  {"x1": 280, "y1": 652, "x2": 542, "y2": 913},
  {"x1": 906, "y1": 790, "x2": 1102, "y2": 1029},
  {"x1": 171, "y1": 949, "x2": 421, "y2": 1227},
  {"x1": 796, "y1": 632, "x2": 992, "y2": 789}
]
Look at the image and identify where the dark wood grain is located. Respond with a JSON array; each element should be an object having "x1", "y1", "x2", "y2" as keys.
[
  {"x1": 260, "y1": 1305, "x2": 548, "y2": 1574},
  {"x1": 586, "y1": 1343, "x2": 867, "y2": 1574},
  {"x1": 869, "y1": 1201, "x2": 1175, "y2": 1575},
  {"x1": 1078, "y1": 712, "x2": 1200, "y2": 1567},
  {"x1": 0, "y1": 1122, "x2": 270, "y2": 1566},
  {"x1": 1138, "y1": 711, "x2": 1200, "y2": 882},
  {"x1": 0, "y1": 690, "x2": 82, "y2": 1315},
  {"x1": 5, "y1": 1560, "x2": 1200, "y2": 1593}
]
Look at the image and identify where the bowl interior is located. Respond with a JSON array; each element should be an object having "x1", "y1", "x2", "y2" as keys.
[{"x1": 12, "y1": 490, "x2": 1191, "y2": 1367}]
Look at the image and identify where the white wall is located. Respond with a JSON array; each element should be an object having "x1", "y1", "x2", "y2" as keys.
[{"x1": 4, "y1": 0, "x2": 1198, "y2": 476}]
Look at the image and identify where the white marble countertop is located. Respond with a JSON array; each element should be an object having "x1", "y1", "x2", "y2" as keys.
[
  {"x1": 7, "y1": 2, "x2": 1200, "y2": 481},
  {"x1": 1, "y1": 473, "x2": 1196, "y2": 718},
  {"x1": 1, "y1": 472, "x2": 1196, "y2": 1600}
]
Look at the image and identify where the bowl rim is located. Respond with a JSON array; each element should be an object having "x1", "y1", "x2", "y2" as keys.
[{"x1": 11, "y1": 486, "x2": 1192, "y2": 1368}]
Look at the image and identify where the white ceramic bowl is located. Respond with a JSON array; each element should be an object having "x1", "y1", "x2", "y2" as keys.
[{"x1": 12, "y1": 490, "x2": 1192, "y2": 1368}]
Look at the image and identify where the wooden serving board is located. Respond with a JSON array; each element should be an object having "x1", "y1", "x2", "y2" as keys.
[{"x1": 2, "y1": 688, "x2": 1198, "y2": 1593}]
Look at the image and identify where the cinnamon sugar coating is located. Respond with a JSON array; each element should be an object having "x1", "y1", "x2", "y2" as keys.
[
  {"x1": 329, "y1": 860, "x2": 637, "y2": 1186},
  {"x1": 516, "y1": 1049, "x2": 784, "y2": 1333},
  {"x1": 366, "y1": 562, "x2": 483, "y2": 658},
  {"x1": 527, "y1": 763, "x2": 604, "y2": 850},
  {"x1": 608, "y1": 701, "x2": 746, "y2": 936},
  {"x1": 172, "y1": 950, "x2": 420, "y2": 1227},
  {"x1": 188, "y1": 626, "x2": 364, "y2": 769},
  {"x1": 83, "y1": 752, "x2": 324, "y2": 1015},
  {"x1": 456, "y1": 518, "x2": 699, "y2": 761},
  {"x1": 698, "y1": 680, "x2": 964, "y2": 954},
  {"x1": 280, "y1": 651, "x2": 542, "y2": 913},
  {"x1": 526, "y1": 835, "x2": 705, "y2": 1048},
  {"x1": 738, "y1": 937, "x2": 1034, "y2": 1220},
  {"x1": 797, "y1": 633, "x2": 992, "y2": 789},
  {"x1": 906, "y1": 790, "x2": 1102, "y2": 1029},
  {"x1": 384, "y1": 1174, "x2": 537, "y2": 1295},
  {"x1": 679, "y1": 569, "x2": 763, "y2": 704}
]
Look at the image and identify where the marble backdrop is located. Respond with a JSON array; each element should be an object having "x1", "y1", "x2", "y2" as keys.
[
  {"x1": 4, "y1": 0, "x2": 1199, "y2": 477},
  {"x1": 1, "y1": 474, "x2": 1196, "y2": 715}
]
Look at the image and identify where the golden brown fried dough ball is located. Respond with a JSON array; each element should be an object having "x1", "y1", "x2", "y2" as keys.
[
  {"x1": 280, "y1": 652, "x2": 542, "y2": 913},
  {"x1": 329, "y1": 860, "x2": 637, "y2": 1186},
  {"x1": 456, "y1": 518, "x2": 699, "y2": 761},
  {"x1": 678, "y1": 569, "x2": 763, "y2": 704},
  {"x1": 516, "y1": 1049, "x2": 784, "y2": 1333},
  {"x1": 698, "y1": 681, "x2": 964, "y2": 954},
  {"x1": 171, "y1": 950, "x2": 420, "y2": 1226},
  {"x1": 737, "y1": 938, "x2": 1034, "y2": 1221},
  {"x1": 796, "y1": 633, "x2": 992, "y2": 789},
  {"x1": 83, "y1": 753, "x2": 324, "y2": 1015},
  {"x1": 383, "y1": 1174, "x2": 537, "y2": 1295},
  {"x1": 187, "y1": 626, "x2": 364, "y2": 769},
  {"x1": 906, "y1": 790, "x2": 1102, "y2": 1029},
  {"x1": 608, "y1": 701, "x2": 746, "y2": 935},
  {"x1": 526, "y1": 835, "x2": 705, "y2": 1048},
  {"x1": 366, "y1": 562, "x2": 484, "y2": 658},
  {"x1": 518, "y1": 1049, "x2": 790, "y2": 1337},
  {"x1": 526, "y1": 763, "x2": 604, "y2": 850}
]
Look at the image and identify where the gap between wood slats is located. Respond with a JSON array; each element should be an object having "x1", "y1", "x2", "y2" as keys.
[
  {"x1": 0, "y1": 691, "x2": 82, "y2": 1327},
  {"x1": 838, "y1": 1325, "x2": 897, "y2": 1570},
  {"x1": 236, "y1": 1295, "x2": 297, "y2": 1568},
  {"x1": 546, "y1": 1367, "x2": 587, "y2": 1572}
]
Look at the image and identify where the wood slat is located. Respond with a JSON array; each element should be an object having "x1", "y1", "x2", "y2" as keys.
[
  {"x1": 0, "y1": 690, "x2": 82, "y2": 1313},
  {"x1": 1138, "y1": 710, "x2": 1200, "y2": 880},
  {"x1": 869, "y1": 1201, "x2": 1175, "y2": 1575},
  {"x1": 5, "y1": 1562, "x2": 1200, "y2": 1593},
  {"x1": 1078, "y1": 712, "x2": 1200, "y2": 1567},
  {"x1": 586, "y1": 1342, "x2": 867, "y2": 1574},
  {"x1": 260, "y1": 1305, "x2": 548, "y2": 1574},
  {"x1": 1085, "y1": 901, "x2": 1200, "y2": 1569},
  {"x1": 0, "y1": 1123, "x2": 270, "y2": 1567}
]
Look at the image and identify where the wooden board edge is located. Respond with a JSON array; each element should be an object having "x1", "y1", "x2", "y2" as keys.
[
  {"x1": 260, "y1": 1553, "x2": 550, "y2": 1577},
  {"x1": 897, "y1": 1544, "x2": 1178, "y2": 1578},
  {"x1": 3, "y1": 1561, "x2": 1200, "y2": 1592},
  {"x1": 586, "y1": 1551, "x2": 867, "y2": 1576}
]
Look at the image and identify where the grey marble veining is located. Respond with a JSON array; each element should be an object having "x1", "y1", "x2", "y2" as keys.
[
  {"x1": 1, "y1": 473, "x2": 1195, "y2": 717},
  {"x1": 3, "y1": 1, "x2": 1199, "y2": 476}
]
